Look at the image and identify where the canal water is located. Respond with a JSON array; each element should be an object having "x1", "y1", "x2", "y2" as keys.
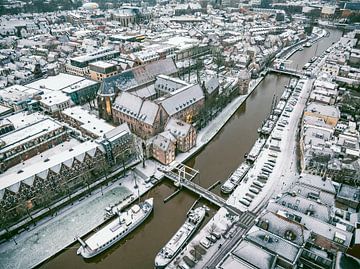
[{"x1": 40, "y1": 29, "x2": 342, "y2": 269}]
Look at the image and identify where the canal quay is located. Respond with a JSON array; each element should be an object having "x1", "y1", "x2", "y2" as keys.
[{"x1": 34, "y1": 29, "x2": 343, "y2": 269}]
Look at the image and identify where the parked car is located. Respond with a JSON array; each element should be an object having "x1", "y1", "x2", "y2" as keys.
[{"x1": 200, "y1": 238, "x2": 211, "y2": 249}]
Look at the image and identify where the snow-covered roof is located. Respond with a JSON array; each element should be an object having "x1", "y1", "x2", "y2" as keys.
[
  {"x1": 0, "y1": 118, "x2": 63, "y2": 155},
  {"x1": 246, "y1": 226, "x2": 301, "y2": 262},
  {"x1": 165, "y1": 117, "x2": 192, "y2": 138},
  {"x1": 160, "y1": 84, "x2": 204, "y2": 116},
  {"x1": 267, "y1": 202, "x2": 353, "y2": 247},
  {"x1": 99, "y1": 58, "x2": 177, "y2": 95},
  {"x1": 113, "y1": 92, "x2": 159, "y2": 126},
  {"x1": 5, "y1": 111, "x2": 46, "y2": 129},
  {"x1": 276, "y1": 194, "x2": 330, "y2": 222},
  {"x1": 0, "y1": 141, "x2": 104, "y2": 197},
  {"x1": 258, "y1": 211, "x2": 311, "y2": 246},
  {"x1": 39, "y1": 91, "x2": 71, "y2": 108},
  {"x1": 305, "y1": 103, "x2": 340, "y2": 119},
  {"x1": 152, "y1": 132, "x2": 175, "y2": 152},
  {"x1": 27, "y1": 73, "x2": 83, "y2": 92},
  {"x1": 297, "y1": 173, "x2": 336, "y2": 195},
  {"x1": 62, "y1": 106, "x2": 114, "y2": 137},
  {"x1": 232, "y1": 239, "x2": 276, "y2": 269}
]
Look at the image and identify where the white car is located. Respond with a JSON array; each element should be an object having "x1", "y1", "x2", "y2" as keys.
[{"x1": 200, "y1": 238, "x2": 211, "y2": 249}]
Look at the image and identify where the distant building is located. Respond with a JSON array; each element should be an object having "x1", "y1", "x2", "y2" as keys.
[
  {"x1": 89, "y1": 61, "x2": 118, "y2": 81},
  {"x1": 238, "y1": 70, "x2": 251, "y2": 95},
  {"x1": 66, "y1": 48, "x2": 120, "y2": 77}
]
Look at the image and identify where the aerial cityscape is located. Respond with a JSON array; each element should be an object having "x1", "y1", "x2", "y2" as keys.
[{"x1": 0, "y1": 0, "x2": 359, "y2": 268}]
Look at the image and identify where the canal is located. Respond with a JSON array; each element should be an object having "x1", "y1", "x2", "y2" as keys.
[{"x1": 40, "y1": 29, "x2": 342, "y2": 269}]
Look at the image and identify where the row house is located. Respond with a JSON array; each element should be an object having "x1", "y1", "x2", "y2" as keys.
[
  {"x1": 0, "y1": 118, "x2": 68, "y2": 172},
  {"x1": 0, "y1": 141, "x2": 106, "y2": 222}
]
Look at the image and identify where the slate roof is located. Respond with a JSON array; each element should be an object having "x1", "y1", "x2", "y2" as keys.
[
  {"x1": 160, "y1": 84, "x2": 204, "y2": 116},
  {"x1": 99, "y1": 58, "x2": 177, "y2": 96},
  {"x1": 113, "y1": 92, "x2": 160, "y2": 126}
]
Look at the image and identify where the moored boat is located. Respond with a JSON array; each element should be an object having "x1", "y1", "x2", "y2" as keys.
[
  {"x1": 77, "y1": 198, "x2": 154, "y2": 259},
  {"x1": 221, "y1": 162, "x2": 251, "y2": 194},
  {"x1": 154, "y1": 207, "x2": 206, "y2": 269}
]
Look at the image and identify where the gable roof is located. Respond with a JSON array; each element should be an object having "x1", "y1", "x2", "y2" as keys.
[
  {"x1": 160, "y1": 84, "x2": 204, "y2": 116},
  {"x1": 113, "y1": 92, "x2": 160, "y2": 126}
]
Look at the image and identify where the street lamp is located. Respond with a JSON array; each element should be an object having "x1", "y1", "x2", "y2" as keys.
[{"x1": 132, "y1": 168, "x2": 138, "y2": 189}]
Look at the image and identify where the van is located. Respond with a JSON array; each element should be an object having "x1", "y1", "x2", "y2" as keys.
[
  {"x1": 239, "y1": 198, "x2": 251, "y2": 206},
  {"x1": 211, "y1": 231, "x2": 222, "y2": 240}
]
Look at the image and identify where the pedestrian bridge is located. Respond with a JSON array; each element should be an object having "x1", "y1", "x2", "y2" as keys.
[{"x1": 161, "y1": 163, "x2": 244, "y2": 216}]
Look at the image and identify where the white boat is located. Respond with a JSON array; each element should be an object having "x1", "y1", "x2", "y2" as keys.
[
  {"x1": 221, "y1": 162, "x2": 251, "y2": 194},
  {"x1": 154, "y1": 207, "x2": 206, "y2": 269},
  {"x1": 247, "y1": 138, "x2": 266, "y2": 162},
  {"x1": 77, "y1": 198, "x2": 154, "y2": 259}
]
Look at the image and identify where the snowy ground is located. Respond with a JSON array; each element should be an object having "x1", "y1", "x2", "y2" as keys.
[
  {"x1": 228, "y1": 78, "x2": 314, "y2": 214},
  {"x1": 0, "y1": 76, "x2": 263, "y2": 269},
  {"x1": 0, "y1": 185, "x2": 132, "y2": 269}
]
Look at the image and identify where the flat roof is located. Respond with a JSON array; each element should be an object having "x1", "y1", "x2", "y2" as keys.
[
  {"x1": 39, "y1": 91, "x2": 71, "y2": 107},
  {"x1": 0, "y1": 118, "x2": 63, "y2": 154},
  {"x1": 89, "y1": 60, "x2": 116, "y2": 69},
  {"x1": 26, "y1": 73, "x2": 84, "y2": 92},
  {"x1": 62, "y1": 106, "x2": 114, "y2": 137},
  {"x1": 5, "y1": 112, "x2": 47, "y2": 129}
]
